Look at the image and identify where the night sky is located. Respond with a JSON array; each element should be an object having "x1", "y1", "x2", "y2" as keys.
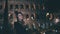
[{"x1": 45, "y1": 0, "x2": 60, "y2": 11}]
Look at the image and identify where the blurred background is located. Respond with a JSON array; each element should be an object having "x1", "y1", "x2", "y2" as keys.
[{"x1": 0, "y1": 0, "x2": 60, "y2": 34}]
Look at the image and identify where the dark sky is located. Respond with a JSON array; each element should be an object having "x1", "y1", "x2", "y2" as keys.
[{"x1": 45, "y1": 0, "x2": 60, "y2": 10}]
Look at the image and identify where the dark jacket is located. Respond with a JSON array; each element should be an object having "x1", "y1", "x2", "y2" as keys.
[{"x1": 14, "y1": 21, "x2": 25, "y2": 34}]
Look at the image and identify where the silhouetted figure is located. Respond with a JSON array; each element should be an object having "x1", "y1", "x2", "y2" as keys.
[
  {"x1": 14, "y1": 12, "x2": 25, "y2": 34},
  {"x1": 14, "y1": 21, "x2": 25, "y2": 34}
]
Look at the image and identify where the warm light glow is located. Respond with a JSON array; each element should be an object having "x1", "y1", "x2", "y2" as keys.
[
  {"x1": 27, "y1": 18, "x2": 29, "y2": 20},
  {"x1": 49, "y1": 14, "x2": 53, "y2": 20},
  {"x1": 31, "y1": 17, "x2": 33, "y2": 19},
  {"x1": 46, "y1": 13, "x2": 49, "y2": 16},
  {"x1": 55, "y1": 18, "x2": 59, "y2": 23},
  {"x1": 8, "y1": 13, "x2": 11, "y2": 17},
  {"x1": 54, "y1": 18, "x2": 60, "y2": 24}
]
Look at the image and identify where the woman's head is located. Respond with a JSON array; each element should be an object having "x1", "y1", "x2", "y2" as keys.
[{"x1": 18, "y1": 12, "x2": 23, "y2": 21}]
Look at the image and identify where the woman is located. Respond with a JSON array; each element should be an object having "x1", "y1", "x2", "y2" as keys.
[{"x1": 14, "y1": 12, "x2": 25, "y2": 34}]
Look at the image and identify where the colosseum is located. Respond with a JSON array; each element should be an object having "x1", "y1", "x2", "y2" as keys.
[{"x1": 7, "y1": 0, "x2": 43, "y2": 29}]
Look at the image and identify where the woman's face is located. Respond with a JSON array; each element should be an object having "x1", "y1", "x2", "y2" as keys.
[{"x1": 18, "y1": 13, "x2": 23, "y2": 21}]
